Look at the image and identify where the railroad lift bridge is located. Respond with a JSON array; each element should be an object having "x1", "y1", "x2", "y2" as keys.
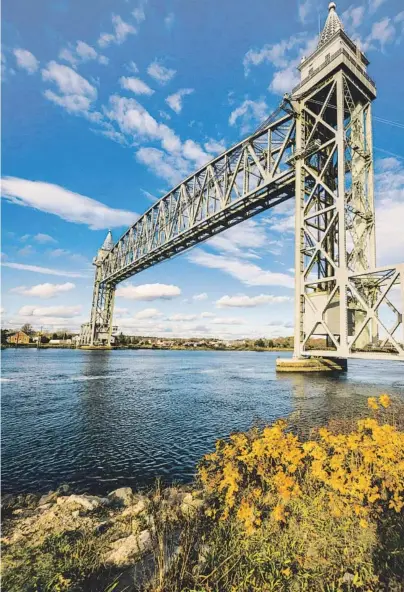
[{"x1": 80, "y1": 3, "x2": 404, "y2": 370}]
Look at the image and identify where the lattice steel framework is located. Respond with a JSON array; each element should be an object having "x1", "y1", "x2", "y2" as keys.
[
  {"x1": 291, "y1": 14, "x2": 403, "y2": 360},
  {"x1": 81, "y1": 4, "x2": 403, "y2": 359}
]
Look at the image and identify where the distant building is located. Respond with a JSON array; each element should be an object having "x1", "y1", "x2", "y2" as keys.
[
  {"x1": 7, "y1": 331, "x2": 30, "y2": 344},
  {"x1": 32, "y1": 335, "x2": 50, "y2": 344}
]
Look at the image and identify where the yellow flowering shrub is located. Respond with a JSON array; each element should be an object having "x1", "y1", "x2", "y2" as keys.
[{"x1": 199, "y1": 396, "x2": 404, "y2": 532}]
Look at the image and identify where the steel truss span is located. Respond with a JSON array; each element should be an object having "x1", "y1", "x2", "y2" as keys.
[
  {"x1": 81, "y1": 3, "x2": 404, "y2": 360},
  {"x1": 81, "y1": 104, "x2": 297, "y2": 346},
  {"x1": 102, "y1": 106, "x2": 296, "y2": 285}
]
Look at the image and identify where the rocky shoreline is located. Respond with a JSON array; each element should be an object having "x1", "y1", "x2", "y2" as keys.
[{"x1": 2, "y1": 482, "x2": 206, "y2": 591}]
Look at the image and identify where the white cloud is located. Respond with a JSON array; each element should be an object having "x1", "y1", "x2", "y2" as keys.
[
  {"x1": 48, "y1": 248, "x2": 70, "y2": 257},
  {"x1": 165, "y1": 13, "x2": 175, "y2": 28},
  {"x1": 94, "y1": 122, "x2": 127, "y2": 145},
  {"x1": 105, "y1": 95, "x2": 181, "y2": 153},
  {"x1": 369, "y1": 0, "x2": 387, "y2": 13},
  {"x1": 11, "y1": 282, "x2": 75, "y2": 298},
  {"x1": 105, "y1": 95, "x2": 212, "y2": 180},
  {"x1": 189, "y1": 250, "x2": 294, "y2": 289},
  {"x1": 204, "y1": 139, "x2": 226, "y2": 154},
  {"x1": 374, "y1": 157, "x2": 404, "y2": 265},
  {"x1": 98, "y1": 15, "x2": 137, "y2": 47},
  {"x1": 19, "y1": 304, "x2": 82, "y2": 317},
  {"x1": 210, "y1": 316, "x2": 245, "y2": 325},
  {"x1": 120, "y1": 76, "x2": 154, "y2": 96},
  {"x1": 34, "y1": 233, "x2": 57, "y2": 243},
  {"x1": 167, "y1": 313, "x2": 198, "y2": 321},
  {"x1": 193, "y1": 293, "x2": 208, "y2": 301},
  {"x1": 2, "y1": 176, "x2": 137, "y2": 229},
  {"x1": 44, "y1": 90, "x2": 94, "y2": 114},
  {"x1": 136, "y1": 147, "x2": 191, "y2": 185},
  {"x1": 13, "y1": 48, "x2": 39, "y2": 74},
  {"x1": 59, "y1": 41, "x2": 108, "y2": 67},
  {"x1": 42, "y1": 61, "x2": 96, "y2": 99},
  {"x1": 371, "y1": 17, "x2": 396, "y2": 45},
  {"x1": 166, "y1": 88, "x2": 194, "y2": 114},
  {"x1": 298, "y1": 0, "x2": 311, "y2": 24},
  {"x1": 132, "y1": 4, "x2": 146, "y2": 23},
  {"x1": 1, "y1": 51, "x2": 9, "y2": 78},
  {"x1": 395, "y1": 11, "x2": 404, "y2": 25},
  {"x1": 201, "y1": 311, "x2": 215, "y2": 318},
  {"x1": 141, "y1": 189, "x2": 158, "y2": 202},
  {"x1": 126, "y1": 61, "x2": 139, "y2": 73},
  {"x1": 98, "y1": 33, "x2": 114, "y2": 47},
  {"x1": 147, "y1": 60, "x2": 176, "y2": 84},
  {"x1": 267, "y1": 213, "x2": 295, "y2": 234},
  {"x1": 42, "y1": 61, "x2": 97, "y2": 116},
  {"x1": 363, "y1": 17, "x2": 396, "y2": 50},
  {"x1": 269, "y1": 67, "x2": 300, "y2": 94},
  {"x1": 216, "y1": 294, "x2": 291, "y2": 308},
  {"x1": 208, "y1": 220, "x2": 267, "y2": 259},
  {"x1": 116, "y1": 283, "x2": 181, "y2": 300},
  {"x1": 342, "y1": 5, "x2": 365, "y2": 31},
  {"x1": 18, "y1": 245, "x2": 35, "y2": 257},
  {"x1": 159, "y1": 110, "x2": 171, "y2": 121},
  {"x1": 134, "y1": 308, "x2": 162, "y2": 319},
  {"x1": 182, "y1": 139, "x2": 211, "y2": 167},
  {"x1": 229, "y1": 99, "x2": 268, "y2": 134},
  {"x1": 243, "y1": 35, "x2": 302, "y2": 73},
  {"x1": 58, "y1": 48, "x2": 77, "y2": 65},
  {"x1": 76, "y1": 41, "x2": 98, "y2": 60},
  {"x1": 2, "y1": 262, "x2": 88, "y2": 278},
  {"x1": 243, "y1": 34, "x2": 316, "y2": 95}
]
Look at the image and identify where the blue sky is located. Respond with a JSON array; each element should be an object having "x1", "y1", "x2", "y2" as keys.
[{"x1": 2, "y1": 0, "x2": 404, "y2": 339}]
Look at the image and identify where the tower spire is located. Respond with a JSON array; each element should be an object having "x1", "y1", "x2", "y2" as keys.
[
  {"x1": 101, "y1": 230, "x2": 114, "y2": 251},
  {"x1": 317, "y1": 2, "x2": 343, "y2": 49}
]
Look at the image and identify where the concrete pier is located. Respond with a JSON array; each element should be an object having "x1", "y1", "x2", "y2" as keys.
[{"x1": 276, "y1": 357, "x2": 347, "y2": 373}]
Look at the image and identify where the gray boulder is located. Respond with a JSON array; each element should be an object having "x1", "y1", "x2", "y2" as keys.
[
  {"x1": 57, "y1": 494, "x2": 109, "y2": 512},
  {"x1": 108, "y1": 487, "x2": 134, "y2": 507},
  {"x1": 105, "y1": 530, "x2": 152, "y2": 566}
]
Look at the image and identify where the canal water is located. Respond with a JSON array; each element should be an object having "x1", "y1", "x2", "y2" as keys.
[{"x1": 2, "y1": 348, "x2": 404, "y2": 495}]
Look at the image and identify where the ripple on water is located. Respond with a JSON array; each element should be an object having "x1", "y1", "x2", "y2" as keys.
[{"x1": 1, "y1": 349, "x2": 404, "y2": 495}]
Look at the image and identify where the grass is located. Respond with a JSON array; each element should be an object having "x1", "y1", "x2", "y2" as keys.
[{"x1": 2, "y1": 528, "x2": 108, "y2": 591}]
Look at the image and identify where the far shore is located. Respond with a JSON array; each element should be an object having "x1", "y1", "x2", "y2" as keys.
[{"x1": 1, "y1": 343, "x2": 294, "y2": 352}]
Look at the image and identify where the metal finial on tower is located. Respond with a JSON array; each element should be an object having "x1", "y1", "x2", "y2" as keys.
[
  {"x1": 317, "y1": 2, "x2": 343, "y2": 49},
  {"x1": 101, "y1": 230, "x2": 114, "y2": 251}
]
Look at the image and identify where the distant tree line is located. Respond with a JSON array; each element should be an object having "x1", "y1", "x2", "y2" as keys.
[{"x1": 1, "y1": 325, "x2": 75, "y2": 345}]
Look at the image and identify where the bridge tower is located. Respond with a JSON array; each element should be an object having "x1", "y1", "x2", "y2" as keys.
[
  {"x1": 80, "y1": 231, "x2": 116, "y2": 346},
  {"x1": 290, "y1": 2, "x2": 379, "y2": 362}
]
